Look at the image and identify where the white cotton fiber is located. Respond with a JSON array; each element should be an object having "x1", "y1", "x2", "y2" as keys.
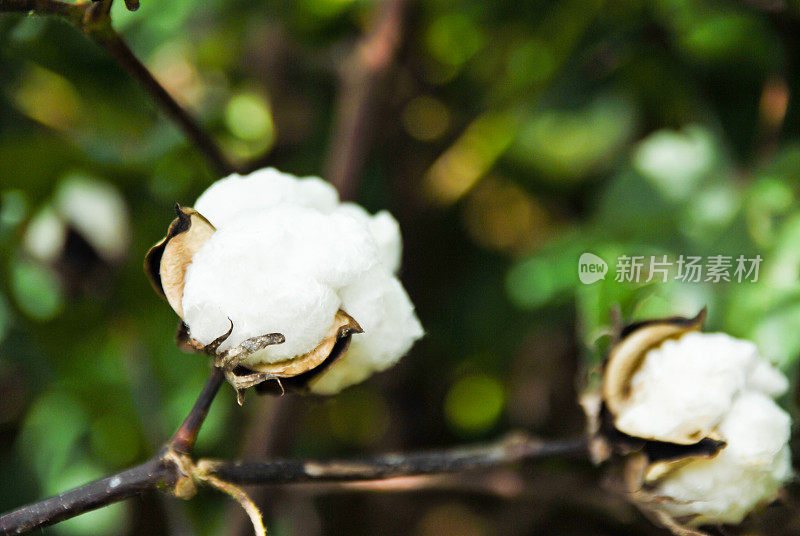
[
  {"x1": 656, "y1": 392, "x2": 792, "y2": 525},
  {"x1": 179, "y1": 168, "x2": 422, "y2": 393},
  {"x1": 311, "y1": 268, "x2": 424, "y2": 394},
  {"x1": 614, "y1": 332, "x2": 761, "y2": 441},
  {"x1": 194, "y1": 168, "x2": 340, "y2": 228},
  {"x1": 336, "y1": 203, "x2": 403, "y2": 274}
]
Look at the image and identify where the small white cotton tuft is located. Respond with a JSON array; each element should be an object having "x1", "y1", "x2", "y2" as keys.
[
  {"x1": 311, "y1": 268, "x2": 424, "y2": 394},
  {"x1": 336, "y1": 203, "x2": 403, "y2": 273},
  {"x1": 179, "y1": 168, "x2": 422, "y2": 393}
]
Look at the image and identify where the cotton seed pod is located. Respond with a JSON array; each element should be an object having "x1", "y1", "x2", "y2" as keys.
[
  {"x1": 145, "y1": 168, "x2": 423, "y2": 402},
  {"x1": 581, "y1": 309, "x2": 792, "y2": 535}
]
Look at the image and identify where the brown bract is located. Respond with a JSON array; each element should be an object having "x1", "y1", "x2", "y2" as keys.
[
  {"x1": 602, "y1": 308, "x2": 707, "y2": 444},
  {"x1": 174, "y1": 310, "x2": 362, "y2": 403},
  {"x1": 145, "y1": 204, "x2": 215, "y2": 319},
  {"x1": 250, "y1": 310, "x2": 362, "y2": 377}
]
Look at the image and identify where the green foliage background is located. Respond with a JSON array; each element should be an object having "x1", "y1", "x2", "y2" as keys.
[{"x1": 2, "y1": 0, "x2": 800, "y2": 534}]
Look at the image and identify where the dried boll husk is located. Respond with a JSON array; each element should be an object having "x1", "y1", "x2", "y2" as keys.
[
  {"x1": 246, "y1": 310, "x2": 362, "y2": 377},
  {"x1": 146, "y1": 206, "x2": 366, "y2": 402}
]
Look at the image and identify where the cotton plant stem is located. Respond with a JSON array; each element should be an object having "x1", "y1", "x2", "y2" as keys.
[
  {"x1": 170, "y1": 367, "x2": 225, "y2": 454},
  {"x1": 0, "y1": 458, "x2": 174, "y2": 535}
]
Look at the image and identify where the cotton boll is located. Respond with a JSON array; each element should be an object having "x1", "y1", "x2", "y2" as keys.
[
  {"x1": 153, "y1": 167, "x2": 423, "y2": 395},
  {"x1": 310, "y1": 268, "x2": 424, "y2": 394},
  {"x1": 588, "y1": 315, "x2": 792, "y2": 534},
  {"x1": 181, "y1": 206, "x2": 381, "y2": 362},
  {"x1": 336, "y1": 203, "x2": 403, "y2": 273},
  {"x1": 656, "y1": 391, "x2": 792, "y2": 525},
  {"x1": 194, "y1": 167, "x2": 340, "y2": 228},
  {"x1": 614, "y1": 332, "x2": 759, "y2": 442}
]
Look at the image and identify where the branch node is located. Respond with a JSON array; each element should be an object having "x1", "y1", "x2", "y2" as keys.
[
  {"x1": 161, "y1": 452, "x2": 267, "y2": 536},
  {"x1": 162, "y1": 448, "x2": 199, "y2": 500}
]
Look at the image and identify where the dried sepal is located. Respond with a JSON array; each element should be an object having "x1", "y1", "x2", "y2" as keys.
[
  {"x1": 248, "y1": 310, "x2": 362, "y2": 377},
  {"x1": 145, "y1": 204, "x2": 215, "y2": 318},
  {"x1": 175, "y1": 310, "x2": 362, "y2": 402},
  {"x1": 176, "y1": 322, "x2": 207, "y2": 353},
  {"x1": 602, "y1": 308, "x2": 706, "y2": 444}
]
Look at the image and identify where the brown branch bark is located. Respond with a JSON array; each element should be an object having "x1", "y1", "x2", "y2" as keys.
[
  {"x1": 323, "y1": 0, "x2": 407, "y2": 200},
  {"x1": 0, "y1": 367, "x2": 224, "y2": 536},
  {"x1": 0, "y1": 458, "x2": 175, "y2": 535},
  {"x1": 170, "y1": 367, "x2": 225, "y2": 454}
]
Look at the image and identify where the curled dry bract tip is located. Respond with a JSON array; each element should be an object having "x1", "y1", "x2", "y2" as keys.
[
  {"x1": 146, "y1": 205, "x2": 366, "y2": 402},
  {"x1": 174, "y1": 310, "x2": 361, "y2": 403}
]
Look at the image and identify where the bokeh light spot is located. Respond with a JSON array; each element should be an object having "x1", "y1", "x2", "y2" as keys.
[{"x1": 445, "y1": 374, "x2": 505, "y2": 435}]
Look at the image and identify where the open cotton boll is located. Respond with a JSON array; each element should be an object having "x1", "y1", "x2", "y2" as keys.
[
  {"x1": 194, "y1": 167, "x2": 340, "y2": 228},
  {"x1": 614, "y1": 332, "x2": 764, "y2": 442},
  {"x1": 311, "y1": 268, "x2": 424, "y2": 394},
  {"x1": 656, "y1": 391, "x2": 792, "y2": 525},
  {"x1": 149, "y1": 167, "x2": 425, "y2": 396},
  {"x1": 181, "y1": 206, "x2": 380, "y2": 362},
  {"x1": 587, "y1": 313, "x2": 793, "y2": 534}
]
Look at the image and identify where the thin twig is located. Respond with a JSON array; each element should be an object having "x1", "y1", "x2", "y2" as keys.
[
  {"x1": 90, "y1": 30, "x2": 240, "y2": 176},
  {"x1": 0, "y1": 0, "x2": 246, "y2": 176},
  {"x1": 323, "y1": 0, "x2": 407, "y2": 200},
  {"x1": 0, "y1": 432, "x2": 588, "y2": 535},
  {"x1": 200, "y1": 433, "x2": 588, "y2": 485}
]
